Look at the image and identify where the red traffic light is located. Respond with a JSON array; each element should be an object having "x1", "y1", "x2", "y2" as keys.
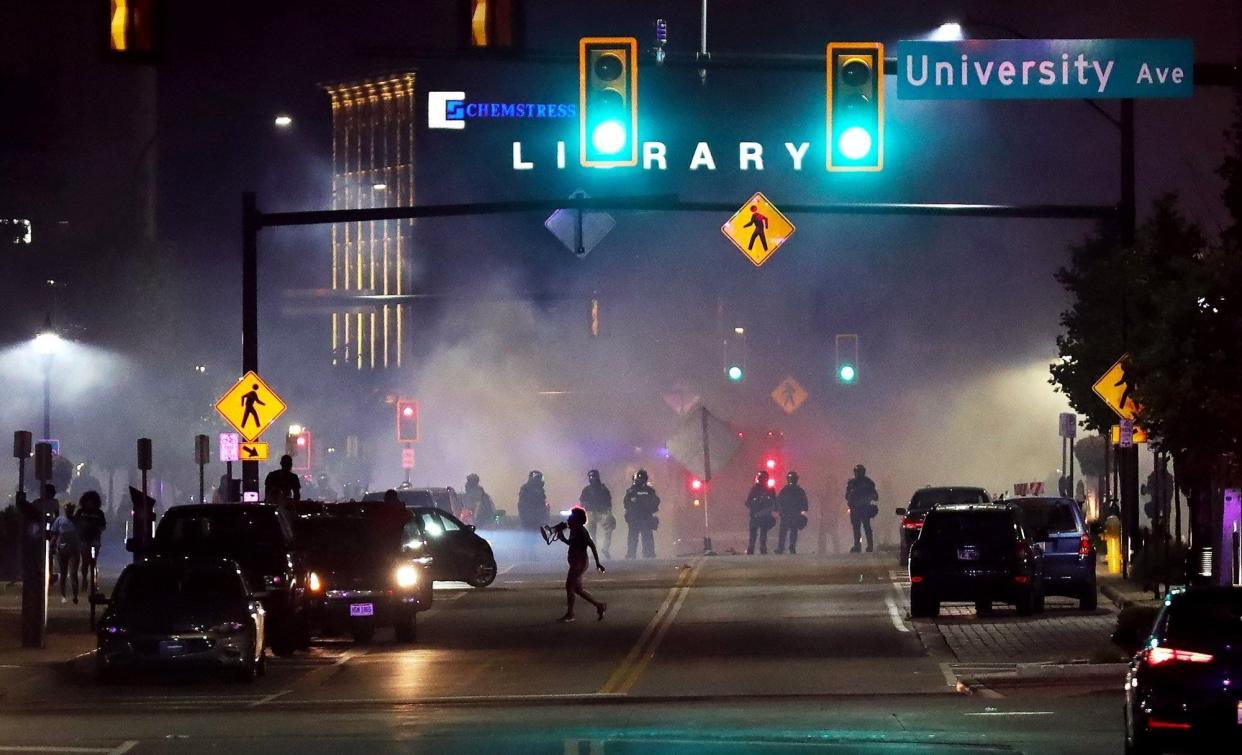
[
  {"x1": 402, "y1": 405, "x2": 415, "y2": 418},
  {"x1": 396, "y1": 399, "x2": 420, "y2": 443},
  {"x1": 765, "y1": 458, "x2": 777, "y2": 470},
  {"x1": 767, "y1": 477, "x2": 777, "y2": 489},
  {"x1": 690, "y1": 478, "x2": 703, "y2": 491}
]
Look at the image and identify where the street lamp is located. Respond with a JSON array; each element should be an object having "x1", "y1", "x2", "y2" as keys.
[
  {"x1": 274, "y1": 114, "x2": 293, "y2": 128},
  {"x1": 34, "y1": 316, "x2": 61, "y2": 440}
]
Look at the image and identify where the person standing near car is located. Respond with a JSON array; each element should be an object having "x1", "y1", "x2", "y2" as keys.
[
  {"x1": 846, "y1": 464, "x2": 878, "y2": 553},
  {"x1": 462, "y1": 473, "x2": 495, "y2": 526},
  {"x1": 264, "y1": 455, "x2": 302, "y2": 502},
  {"x1": 775, "y1": 471, "x2": 809, "y2": 555},
  {"x1": 579, "y1": 470, "x2": 614, "y2": 560},
  {"x1": 746, "y1": 470, "x2": 778, "y2": 555},
  {"x1": 623, "y1": 469, "x2": 659, "y2": 559}
]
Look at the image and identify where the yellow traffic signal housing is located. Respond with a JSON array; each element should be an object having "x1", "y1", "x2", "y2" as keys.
[
  {"x1": 107, "y1": 0, "x2": 163, "y2": 62},
  {"x1": 827, "y1": 42, "x2": 884, "y2": 172},
  {"x1": 579, "y1": 37, "x2": 638, "y2": 168}
]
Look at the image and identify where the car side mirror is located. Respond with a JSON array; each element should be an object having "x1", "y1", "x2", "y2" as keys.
[
  {"x1": 895, "y1": 508, "x2": 907, "y2": 516},
  {"x1": 466, "y1": 524, "x2": 476, "y2": 533}
]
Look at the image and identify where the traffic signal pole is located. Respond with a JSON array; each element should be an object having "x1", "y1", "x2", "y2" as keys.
[
  {"x1": 242, "y1": 192, "x2": 260, "y2": 499},
  {"x1": 1117, "y1": 98, "x2": 1141, "y2": 578}
]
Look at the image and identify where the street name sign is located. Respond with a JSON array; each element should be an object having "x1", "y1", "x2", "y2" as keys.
[
  {"x1": 771, "y1": 376, "x2": 808, "y2": 415},
  {"x1": 214, "y1": 371, "x2": 288, "y2": 442},
  {"x1": 722, "y1": 192, "x2": 796, "y2": 267},
  {"x1": 897, "y1": 39, "x2": 1193, "y2": 100},
  {"x1": 1092, "y1": 355, "x2": 1140, "y2": 421},
  {"x1": 219, "y1": 433, "x2": 240, "y2": 463},
  {"x1": 240, "y1": 441, "x2": 269, "y2": 461}
]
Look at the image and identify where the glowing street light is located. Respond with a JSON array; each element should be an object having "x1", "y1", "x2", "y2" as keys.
[
  {"x1": 930, "y1": 21, "x2": 964, "y2": 40},
  {"x1": 34, "y1": 315, "x2": 61, "y2": 439},
  {"x1": 274, "y1": 114, "x2": 293, "y2": 128},
  {"x1": 34, "y1": 329, "x2": 62, "y2": 356}
]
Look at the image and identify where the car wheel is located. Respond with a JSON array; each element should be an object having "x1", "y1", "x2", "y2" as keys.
[
  {"x1": 1033, "y1": 587, "x2": 1046, "y2": 614},
  {"x1": 974, "y1": 600, "x2": 991, "y2": 616},
  {"x1": 350, "y1": 621, "x2": 376, "y2": 645},
  {"x1": 394, "y1": 614, "x2": 417, "y2": 643},
  {"x1": 1079, "y1": 586, "x2": 1098, "y2": 612},
  {"x1": 234, "y1": 651, "x2": 260, "y2": 683},
  {"x1": 910, "y1": 588, "x2": 939, "y2": 618},
  {"x1": 1016, "y1": 588, "x2": 1036, "y2": 616},
  {"x1": 270, "y1": 632, "x2": 297, "y2": 657},
  {"x1": 467, "y1": 555, "x2": 498, "y2": 588}
]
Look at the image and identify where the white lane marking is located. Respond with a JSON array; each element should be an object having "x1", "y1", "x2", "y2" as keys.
[
  {"x1": 885, "y1": 594, "x2": 911, "y2": 633},
  {"x1": 0, "y1": 747, "x2": 137, "y2": 754},
  {"x1": 249, "y1": 689, "x2": 290, "y2": 707},
  {"x1": 938, "y1": 661, "x2": 959, "y2": 689},
  {"x1": 964, "y1": 711, "x2": 1054, "y2": 717},
  {"x1": 108, "y1": 744, "x2": 139, "y2": 755}
]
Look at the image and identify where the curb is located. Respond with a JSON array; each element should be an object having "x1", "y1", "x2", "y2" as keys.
[{"x1": 1099, "y1": 582, "x2": 1160, "y2": 611}]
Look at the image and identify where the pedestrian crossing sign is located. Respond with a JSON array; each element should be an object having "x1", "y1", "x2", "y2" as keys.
[
  {"x1": 214, "y1": 371, "x2": 288, "y2": 442},
  {"x1": 771, "y1": 376, "x2": 808, "y2": 414},
  {"x1": 1092, "y1": 355, "x2": 1140, "y2": 421},
  {"x1": 722, "y1": 192, "x2": 796, "y2": 267}
]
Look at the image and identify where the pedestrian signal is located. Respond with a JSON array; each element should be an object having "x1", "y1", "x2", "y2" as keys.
[
  {"x1": 836, "y1": 334, "x2": 859, "y2": 384},
  {"x1": 827, "y1": 43, "x2": 884, "y2": 172},
  {"x1": 579, "y1": 37, "x2": 638, "y2": 167},
  {"x1": 397, "y1": 399, "x2": 420, "y2": 443}
]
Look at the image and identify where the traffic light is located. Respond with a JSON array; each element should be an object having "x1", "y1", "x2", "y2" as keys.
[
  {"x1": 826, "y1": 43, "x2": 884, "y2": 172},
  {"x1": 579, "y1": 37, "x2": 638, "y2": 168},
  {"x1": 285, "y1": 427, "x2": 312, "y2": 472},
  {"x1": 726, "y1": 364, "x2": 745, "y2": 382},
  {"x1": 396, "y1": 399, "x2": 420, "y2": 443},
  {"x1": 724, "y1": 330, "x2": 747, "y2": 383},
  {"x1": 836, "y1": 333, "x2": 859, "y2": 384},
  {"x1": 107, "y1": 0, "x2": 164, "y2": 62}
]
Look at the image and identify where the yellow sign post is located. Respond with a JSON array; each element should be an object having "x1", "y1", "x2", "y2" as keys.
[
  {"x1": 1092, "y1": 355, "x2": 1140, "y2": 421},
  {"x1": 214, "y1": 371, "x2": 288, "y2": 442},
  {"x1": 771, "y1": 376, "x2": 808, "y2": 414},
  {"x1": 240, "y1": 441, "x2": 270, "y2": 461},
  {"x1": 721, "y1": 192, "x2": 796, "y2": 267}
]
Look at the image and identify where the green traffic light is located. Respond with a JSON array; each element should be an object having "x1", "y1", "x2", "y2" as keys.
[
  {"x1": 837, "y1": 126, "x2": 873, "y2": 160},
  {"x1": 838, "y1": 364, "x2": 857, "y2": 383},
  {"x1": 726, "y1": 365, "x2": 744, "y2": 382},
  {"x1": 591, "y1": 120, "x2": 627, "y2": 154}
]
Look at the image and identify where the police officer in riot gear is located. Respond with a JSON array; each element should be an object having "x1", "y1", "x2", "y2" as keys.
[
  {"x1": 579, "y1": 470, "x2": 614, "y2": 560},
  {"x1": 462, "y1": 473, "x2": 495, "y2": 526},
  {"x1": 623, "y1": 469, "x2": 660, "y2": 559},
  {"x1": 775, "y1": 471, "x2": 809, "y2": 555},
  {"x1": 846, "y1": 464, "x2": 878, "y2": 553},
  {"x1": 746, "y1": 470, "x2": 778, "y2": 555},
  {"x1": 518, "y1": 470, "x2": 549, "y2": 531}
]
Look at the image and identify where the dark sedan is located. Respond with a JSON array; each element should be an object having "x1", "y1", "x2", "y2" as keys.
[
  {"x1": 1124, "y1": 587, "x2": 1242, "y2": 753},
  {"x1": 96, "y1": 557, "x2": 266, "y2": 682},
  {"x1": 409, "y1": 506, "x2": 498, "y2": 587},
  {"x1": 896, "y1": 486, "x2": 991, "y2": 565}
]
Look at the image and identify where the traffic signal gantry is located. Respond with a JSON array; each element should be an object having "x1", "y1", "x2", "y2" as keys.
[
  {"x1": 579, "y1": 37, "x2": 639, "y2": 168},
  {"x1": 827, "y1": 42, "x2": 884, "y2": 172}
]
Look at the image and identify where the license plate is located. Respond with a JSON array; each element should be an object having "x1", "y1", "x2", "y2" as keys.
[
  {"x1": 957, "y1": 547, "x2": 979, "y2": 561},
  {"x1": 349, "y1": 603, "x2": 374, "y2": 617},
  {"x1": 159, "y1": 640, "x2": 186, "y2": 656}
]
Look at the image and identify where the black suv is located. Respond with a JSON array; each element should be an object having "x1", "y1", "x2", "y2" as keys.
[
  {"x1": 908, "y1": 503, "x2": 1045, "y2": 618},
  {"x1": 151, "y1": 504, "x2": 308, "y2": 655},
  {"x1": 292, "y1": 500, "x2": 433, "y2": 643},
  {"x1": 896, "y1": 487, "x2": 991, "y2": 564}
]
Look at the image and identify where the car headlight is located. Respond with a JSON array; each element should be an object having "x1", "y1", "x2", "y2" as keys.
[
  {"x1": 308, "y1": 571, "x2": 322, "y2": 593},
  {"x1": 395, "y1": 565, "x2": 418, "y2": 589},
  {"x1": 100, "y1": 623, "x2": 126, "y2": 636},
  {"x1": 209, "y1": 621, "x2": 246, "y2": 635}
]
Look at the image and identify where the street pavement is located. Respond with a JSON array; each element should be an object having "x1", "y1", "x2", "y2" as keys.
[{"x1": 0, "y1": 554, "x2": 1125, "y2": 753}]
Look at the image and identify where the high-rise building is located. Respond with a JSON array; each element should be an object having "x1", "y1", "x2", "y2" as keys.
[{"x1": 323, "y1": 73, "x2": 416, "y2": 369}]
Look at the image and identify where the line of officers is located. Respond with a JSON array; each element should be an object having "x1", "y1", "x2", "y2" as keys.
[{"x1": 499, "y1": 467, "x2": 822, "y2": 559}]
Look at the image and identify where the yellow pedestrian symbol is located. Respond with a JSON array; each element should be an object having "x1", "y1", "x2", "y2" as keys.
[
  {"x1": 771, "y1": 376, "x2": 808, "y2": 415},
  {"x1": 1092, "y1": 355, "x2": 1140, "y2": 421},
  {"x1": 214, "y1": 371, "x2": 288, "y2": 442},
  {"x1": 722, "y1": 192, "x2": 796, "y2": 267}
]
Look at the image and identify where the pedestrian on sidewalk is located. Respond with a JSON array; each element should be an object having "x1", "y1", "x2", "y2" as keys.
[
  {"x1": 554, "y1": 508, "x2": 606, "y2": 622},
  {"x1": 74, "y1": 490, "x2": 107, "y2": 597},
  {"x1": 51, "y1": 502, "x2": 81, "y2": 604}
]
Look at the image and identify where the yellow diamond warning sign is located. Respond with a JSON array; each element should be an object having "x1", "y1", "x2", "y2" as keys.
[
  {"x1": 214, "y1": 371, "x2": 288, "y2": 442},
  {"x1": 722, "y1": 192, "x2": 796, "y2": 267},
  {"x1": 771, "y1": 376, "x2": 808, "y2": 415},
  {"x1": 1092, "y1": 355, "x2": 1140, "y2": 421}
]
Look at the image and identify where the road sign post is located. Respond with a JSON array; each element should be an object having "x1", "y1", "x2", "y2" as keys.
[{"x1": 195, "y1": 434, "x2": 210, "y2": 505}]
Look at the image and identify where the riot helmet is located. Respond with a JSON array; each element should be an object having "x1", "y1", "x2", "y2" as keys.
[
  {"x1": 633, "y1": 469, "x2": 649, "y2": 485},
  {"x1": 786, "y1": 471, "x2": 799, "y2": 484}
]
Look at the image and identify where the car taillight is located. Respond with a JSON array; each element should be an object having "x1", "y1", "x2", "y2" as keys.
[
  {"x1": 308, "y1": 571, "x2": 322, "y2": 593},
  {"x1": 902, "y1": 518, "x2": 923, "y2": 530},
  {"x1": 1078, "y1": 534, "x2": 1092, "y2": 557},
  {"x1": 1015, "y1": 541, "x2": 1031, "y2": 560},
  {"x1": 1145, "y1": 647, "x2": 1215, "y2": 666}
]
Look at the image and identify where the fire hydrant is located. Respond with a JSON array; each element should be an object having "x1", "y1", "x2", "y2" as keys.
[{"x1": 1104, "y1": 509, "x2": 1123, "y2": 575}]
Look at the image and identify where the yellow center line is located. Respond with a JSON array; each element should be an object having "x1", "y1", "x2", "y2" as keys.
[{"x1": 598, "y1": 557, "x2": 705, "y2": 695}]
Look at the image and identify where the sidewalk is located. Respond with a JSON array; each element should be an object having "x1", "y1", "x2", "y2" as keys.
[
  {"x1": 1097, "y1": 573, "x2": 1164, "y2": 610},
  {"x1": 0, "y1": 590, "x2": 99, "y2": 675}
]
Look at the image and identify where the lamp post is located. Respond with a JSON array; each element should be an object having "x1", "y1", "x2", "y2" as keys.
[{"x1": 33, "y1": 316, "x2": 61, "y2": 440}]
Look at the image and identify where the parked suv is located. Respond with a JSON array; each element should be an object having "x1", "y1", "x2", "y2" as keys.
[
  {"x1": 1008, "y1": 496, "x2": 1097, "y2": 611},
  {"x1": 150, "y1": 504, "x2": 308, "y2": 655},
  {"x1": 908, "y1": 503, "x2": 1044, "y2": 618},
  {"x1": 292, "y1": 500, "x2": 433, "y2": 644},
  {"x1": 896, "y1": 487, "x2": 991, "y2": 564}
]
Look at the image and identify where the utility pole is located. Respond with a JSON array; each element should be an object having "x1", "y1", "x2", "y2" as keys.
[{"x1": 1118, "y1": 98, "x2": 1140, "y2": 578}]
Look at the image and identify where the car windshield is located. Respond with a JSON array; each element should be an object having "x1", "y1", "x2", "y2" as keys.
[
  {"x1": 1012, "y1": 499, "x2": 1081, "y2": 535},
  {"x1": 296, "y1": 514, "x2": 406, "y2": 567},
  {"x1": 923, "y1": 511, "x2": 1013, "y2": 542},
  {"x1": 157, "y1": 509, "x2": 285, "y2": 552},
  {"x1": 910, "y1": 488, "x2": 990, "y2": 513},
  {"x1": 116, "y1": 563, "x2": 244, "y2": 606},
  {"x1": 363, "y1": 490, "x2": 435, "y2": 507},
  {"x1": 1162, "y1": 592, "x2": 1242, "y2": 646}
]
